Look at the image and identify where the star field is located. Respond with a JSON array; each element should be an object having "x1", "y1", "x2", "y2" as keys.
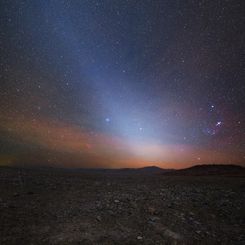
[{"x1": 0, "y1": 1, "x2": 244, "y2": 168}]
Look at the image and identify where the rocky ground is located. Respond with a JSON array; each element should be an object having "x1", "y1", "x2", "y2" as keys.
[{"x1": 0, "y1": 166, "x2": 244, "y2": 244}]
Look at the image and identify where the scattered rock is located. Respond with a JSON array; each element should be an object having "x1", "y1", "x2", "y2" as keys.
[
  {"x1": 164, "y1": 228, "x2": 182, "y2": 240},
  {"x1": 8, "y1": 204, "x2": 16, "y2": 209},
  {"x1": 108, "y1": 210, "x2": 115, "y2": 215},
  {"x1": 96, "y1": 215, "x2": 102, "y2": 222},
  {"x1": 0, "y1": 166, "x2": 243, "y2": 244},
  {"x1": 149, "y1": 216, "x2": 160, "y2": 222},
  {"x1": 148, "y1": 206, "x2": 157, "y2": 215},
  {"x1": 26, "y1": 191, "x2": 34, "y2": 195}
]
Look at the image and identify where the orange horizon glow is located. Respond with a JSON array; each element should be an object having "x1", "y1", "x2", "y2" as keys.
[{"x1": 0, "y1": 113, "x2": 244, "y2": 169}]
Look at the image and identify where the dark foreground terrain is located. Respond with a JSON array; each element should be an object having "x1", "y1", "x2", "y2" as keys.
[{"x1": 0, "y1": 166, "x2": 244, "y2": 244}]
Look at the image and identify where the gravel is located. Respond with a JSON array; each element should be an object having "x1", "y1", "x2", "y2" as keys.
[{"x1": 0, "y1": 167, "x2": 244, "y2": 244}]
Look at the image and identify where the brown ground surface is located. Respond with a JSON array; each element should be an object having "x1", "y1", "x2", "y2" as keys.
[{"x1": 0, "y1": 167, "x2": 244, "y2": 244}]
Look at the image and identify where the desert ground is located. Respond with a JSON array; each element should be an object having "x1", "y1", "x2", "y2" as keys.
[{"x1": 0, "y1": 166, "x2": 244, "y2": 244}]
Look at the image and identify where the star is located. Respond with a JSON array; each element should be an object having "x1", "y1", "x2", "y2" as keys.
[
  {"x1": 216, "y1": 121, "x2": 222, "y2": 127},
  {"x1": 105, "y1": 118, "x2": 111, "y2": 123}
]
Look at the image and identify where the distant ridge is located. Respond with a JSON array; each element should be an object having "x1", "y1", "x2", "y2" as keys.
[
  {"x1": 119, "y1": 166, "x2": 173, "y2": 174},
  {"x1": 2, "y1": 164, "x2": 244, "y2": 176},
  {"x1": 163, "y1": 164, "x2": 245, "y2": 176},
  {"x1": 6, "y1": 165, "x2": 172, "y2": 174}
]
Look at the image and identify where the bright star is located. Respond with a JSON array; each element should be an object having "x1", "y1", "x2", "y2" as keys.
[{"x1": 216, "y1": 121, "x2": 222, "y2": 126}]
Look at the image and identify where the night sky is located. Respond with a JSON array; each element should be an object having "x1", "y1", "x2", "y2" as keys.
[{"x1": 0, "y1": 1, "x2": 244, "y2": 169}]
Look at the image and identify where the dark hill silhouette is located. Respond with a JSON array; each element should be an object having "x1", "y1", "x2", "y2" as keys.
[
  {"x1": 138, "y1": 166, "x2": 165, "y2": 172},
  {"x1": 118, "y1": 166, "x2": 173, "y2": 174},
  {"x1": 163, "y1": 164, "x2": 245, "y2": 176}
]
